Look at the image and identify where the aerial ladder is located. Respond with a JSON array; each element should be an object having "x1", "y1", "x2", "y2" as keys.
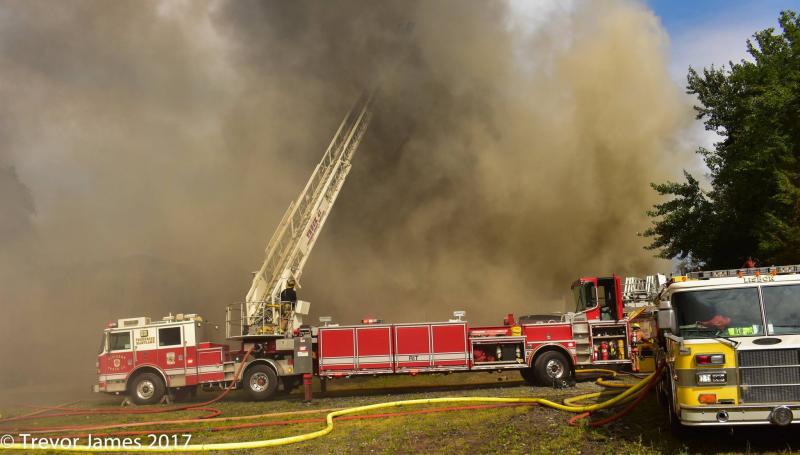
[{"x1": 227, "y1": 91, "x2": 374, "y2": 339}]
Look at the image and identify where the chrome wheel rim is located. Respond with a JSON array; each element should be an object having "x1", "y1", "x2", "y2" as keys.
[
  {"x1": 249, "y1": 372, "x2": 269, "y2": 392},
  {"x1": 136, "y1": 379, "x2": 156, "y2": 400},
  {"x1": 545, "y1": 359, "x2": 564, "y2": 379}
]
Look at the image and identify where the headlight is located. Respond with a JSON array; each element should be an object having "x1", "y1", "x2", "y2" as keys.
[{"x1": 697, "y1": 372, "x2": 727, "y2": 384}]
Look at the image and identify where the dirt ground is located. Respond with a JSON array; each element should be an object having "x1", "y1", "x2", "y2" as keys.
[{"x1": 1, "y1": 372, "x2": 799, "y2": 454}]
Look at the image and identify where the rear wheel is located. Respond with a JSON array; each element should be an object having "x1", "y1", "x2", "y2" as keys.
[
  {"x1": 244, "y1": 364, "x2": 278, "y2": 401},
  {"x1": 532, "y1": 351, "x2": 573, "y2": 387},
  {"x1": 129, "y1": 372, "x2": 166, "y2": 405}
]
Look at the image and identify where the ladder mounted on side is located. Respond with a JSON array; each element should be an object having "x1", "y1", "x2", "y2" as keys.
[{"x1": 232, "y1": 91, "x2": 374, "y2": 338}]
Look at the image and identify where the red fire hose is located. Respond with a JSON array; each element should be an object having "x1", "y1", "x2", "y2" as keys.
[{"x1": 0, "y1": 347, "x2": 254, "y2": 430}]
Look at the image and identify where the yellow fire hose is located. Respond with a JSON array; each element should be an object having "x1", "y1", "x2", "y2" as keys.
[{"x1": 0, "y1": 367, "x2": 660, "y2": 452}]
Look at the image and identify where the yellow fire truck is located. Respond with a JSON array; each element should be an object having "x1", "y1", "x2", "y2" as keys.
[{"x1": 655, "y1": 264, "x2": 800, "y2": 431}]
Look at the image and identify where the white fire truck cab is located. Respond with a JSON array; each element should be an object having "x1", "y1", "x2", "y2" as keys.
[{"x1": 95, "y1": 314, "x2": 238, "y2": 405}]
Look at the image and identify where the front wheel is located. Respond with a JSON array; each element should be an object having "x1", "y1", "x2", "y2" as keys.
[
  {"x1": 532, "y1": 351, "x2": 573, "y2": 387},
  {"x1": 129, "y1": 372, "x2": 166, "y2": 405},
  {"x1": 244, "y1": 364, "x2": 278, "y2": 401}
]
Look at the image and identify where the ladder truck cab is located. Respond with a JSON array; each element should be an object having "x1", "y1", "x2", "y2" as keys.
[
  {"x1": 656, "y1": 264, "x2": 800, "y2": 429},
  {"x1": 95, "y1": 314, "x2": 238, "y2": 405}
]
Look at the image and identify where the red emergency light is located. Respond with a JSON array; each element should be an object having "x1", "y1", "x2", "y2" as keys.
[
  {"x1": 361, "y1": 318, "x2": 383, "y2": 324},
  {"x1": 695, "y1": 354, "x2": 725, "y2": 365}
]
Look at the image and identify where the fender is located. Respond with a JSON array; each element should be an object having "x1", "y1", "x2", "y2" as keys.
[
  {"x1": 126, "y1": 364, "x2": 168, "y2": 387},
  {"x1": 527, "y1": 343, "x2": 575, "y2": 368},
  {"x1": 244, "y1": 358, "x2": 286, "y2": 376}
]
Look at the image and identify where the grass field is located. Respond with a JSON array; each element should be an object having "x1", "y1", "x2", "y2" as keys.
[{"x1": 1, "y1": 372, "x2": 800, "y2": 454}]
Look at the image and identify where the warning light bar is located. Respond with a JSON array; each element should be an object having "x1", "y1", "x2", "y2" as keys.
[
  {"x1": 688, "y1": 264, "x2": 800, "y2": 280},
  {"x1": 361, "y1": 318, "x2": 383, "y2": 324}
]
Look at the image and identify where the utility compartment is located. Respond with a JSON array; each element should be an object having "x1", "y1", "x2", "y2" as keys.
[
  {"x1": 394, "y1": 324, "x2": 433, "y2": 371},
  {"x1": 589, "y1": 322, "x2": 630, "y2": 363},
  {"x1": 317, "y1": 321, "x2": 470, "y2": 375},
  {"x1": 393, "y1": 322, "x2": 469, "y2": 372},
  {"x1": 430, "y1": 323, "x2": 469, "y2": 369},
  {"x1": 470, "y1": 336, "x2": 526, "y2": 370},
  {"x1": 318, "y1": 325, "x2": 393, "y2": 374}
]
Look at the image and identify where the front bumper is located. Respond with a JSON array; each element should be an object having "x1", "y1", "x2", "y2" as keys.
[{"x1": 681, "y1": 404, "x2": 800, "y2": 426}]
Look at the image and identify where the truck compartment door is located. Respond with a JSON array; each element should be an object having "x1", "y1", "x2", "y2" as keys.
[
  {"x1": 431, "y1": 323, "x2": 469, "y2": 369},
  {"x1": 355, "y1": 326, "x2": 393, "y2": 373},
  {"x1": 318, "y1": 327, "x2": 356, "y2": 373},
  {"x1": 394, "y1": 324, "x2": 433, "y2": 371}
]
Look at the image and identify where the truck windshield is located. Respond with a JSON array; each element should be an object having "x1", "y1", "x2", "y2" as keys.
[
  {"x1": 762, "y1": 284, "x2": 800, "y2": 335},
  {"x1": 572, "y1": 282, "x2": 596, "y2": 313},
  {"x1": 673, "y1": 287, "x2": 763, "y2": 339}
]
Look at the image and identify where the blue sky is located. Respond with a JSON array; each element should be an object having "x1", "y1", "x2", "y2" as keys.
[{"x1": 646, "y1": 0, "x2": 799, "y2": 81}]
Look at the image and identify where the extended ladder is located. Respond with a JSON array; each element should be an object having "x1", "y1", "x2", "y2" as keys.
[{"x1": 243, "y1": 91, "x2": 374, "y2": 336}]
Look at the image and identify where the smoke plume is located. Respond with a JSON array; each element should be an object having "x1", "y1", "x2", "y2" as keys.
[{"x1": 0, "y1": 0, "x2": 689, "y2": 399}]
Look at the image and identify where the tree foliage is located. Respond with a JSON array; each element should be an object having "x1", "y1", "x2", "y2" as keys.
[{"x1": 645, "y1": 10, "x2": 800, "y2": 268}]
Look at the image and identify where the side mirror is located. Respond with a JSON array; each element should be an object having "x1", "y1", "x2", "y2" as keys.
[{"x1": 657, "y1": 305, "x2": 677, "y2": 333}]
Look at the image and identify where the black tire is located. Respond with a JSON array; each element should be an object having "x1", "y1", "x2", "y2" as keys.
[
  {"x1": 129, "y1": 372, "x2": 166, "y2": 405},
  {"x1": 656, "y1": 377, "x2": 669, "y2": 408},
  {"x1": 244, "y1": 364, "x2": 278, "y2": 401},
  {"x1": 532, "y1": 351, "x2": 573, "y2": 387},
  {"x1": 664, "y1": 381, "x2": 694, "y2": 437},
  {"x1": 667, "y1": 396, "x2": 686, "y2": 436},
  {"x1": 519, "y1": 367, "x2": 536, "y2": 385}
]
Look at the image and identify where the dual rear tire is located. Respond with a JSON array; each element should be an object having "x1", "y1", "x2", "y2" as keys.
[{"x1": 244, "y1": 364, "x2": 279, "y2": 400}]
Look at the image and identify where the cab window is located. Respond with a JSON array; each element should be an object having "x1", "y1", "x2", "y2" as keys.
[
  {"x1": 762, "y1": 284, "x2": 800, "y2": 335},
  {"x1": 109, "y1": 331, "x2": 131, "y2": 351},
  {"x1": 573, "y1": 282, "x2": 597, "y2": 313},
  {"x1": 673, "y1": 287, "x2": 763, "y2": 338},
  {"x1": 158, "y1": 327, "x2": 182, "y2": 347}
]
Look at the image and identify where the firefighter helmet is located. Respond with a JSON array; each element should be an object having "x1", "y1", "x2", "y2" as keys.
[{"x1": 287, "y1": 278, "x2": 296, "y2": 288}]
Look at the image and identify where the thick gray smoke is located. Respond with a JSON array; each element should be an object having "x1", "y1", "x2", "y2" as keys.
[{"x1": 0, "y1": 0, "x2": 689, "y2": 400}]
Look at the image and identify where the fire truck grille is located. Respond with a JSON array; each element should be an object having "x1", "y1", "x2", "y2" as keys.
[
  {"x1": 738, "y1": 349, "x2": 799, "y2": 368},
  {"x1": 740, "y1": 385, "x2": 800, "y2": 403},
  {"x1": 738, "y1": 349, "x2": 800, "y2": 403}
]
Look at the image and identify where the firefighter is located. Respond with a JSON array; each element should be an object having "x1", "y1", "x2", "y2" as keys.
[
  {"x1": 279, "y1": 278, "x2": 297, "y2": 333},
  {"x1": 630, "y1": 323, "x2": 641, "y2": 372},
  {"x1": 281, "y1": 278, "x2": 298, "y2": 303}
]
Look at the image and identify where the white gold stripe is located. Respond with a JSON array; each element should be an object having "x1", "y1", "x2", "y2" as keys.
[
  {"x1": 433, "y1": 353, "x2": 467, "y2": 360},
  {"x1": 320, "y1": 357, "x2": 355, "y2": 366},
  {"x1": 357, "y1": 355, "x2": 392, "y2": 363}
]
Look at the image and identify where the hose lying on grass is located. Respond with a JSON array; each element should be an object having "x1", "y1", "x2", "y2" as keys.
[{"x1": 0, "y1": 364, "x2": 663, "y2": 452}]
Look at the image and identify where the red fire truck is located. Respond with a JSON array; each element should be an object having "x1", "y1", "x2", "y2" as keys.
[
  {"x1": 95, "y1": 273, "x2": 660, "y2": 404},
  {"x1": 93, "y1": 93, "x2": 662, "y2": 404}
]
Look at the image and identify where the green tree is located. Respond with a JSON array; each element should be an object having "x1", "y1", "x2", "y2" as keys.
[{"x1": 645, "y1": 10, "x2": 800, "y2": 269}]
